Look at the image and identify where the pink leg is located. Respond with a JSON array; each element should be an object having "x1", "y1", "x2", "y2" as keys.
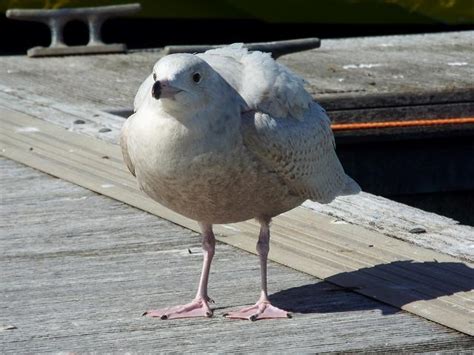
[
  {"x1": 225, "y1": 220, "x2": 291, "y2": 321},
  {"x1": 144, "y1": 223, "x2": 216, "y2": 320}
]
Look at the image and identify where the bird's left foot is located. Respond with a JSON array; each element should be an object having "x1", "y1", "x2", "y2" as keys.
[
  {"x1": 143, "y1": 297, "x2": 213, "y2": 320},
  {"x1": 224, "y1": 301, "x2": 291, "y2": 321}
]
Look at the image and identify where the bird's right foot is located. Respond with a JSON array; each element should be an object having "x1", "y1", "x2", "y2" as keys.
[
  {"x1": 143, "y1": 297, "x2": 213, "y2": 320},
  {"x1": 224, "y1": 300, "x2": 291, "y2": 321}
]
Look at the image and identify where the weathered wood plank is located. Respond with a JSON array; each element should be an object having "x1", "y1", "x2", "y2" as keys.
[
  {"x1": 1, "y1": 108, "x2": 473, "y2": 336},
  {"x1": 2, "y1": 157, "x2": 474, "y2": 353},
  {"x1": 0, "y1": 31, "x2": 472, "y2": 125},
  {"x1": 304, "y1": 195, "x2": 474, "y2": 262},
  {"x1": 279, "y1": 32, "x2": 474, "y2": 113},
  {"x1": 1, "y1": 101, "x2": 472, "y2": 260}
]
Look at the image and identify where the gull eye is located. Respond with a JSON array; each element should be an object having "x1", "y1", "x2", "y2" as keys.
[
  {"x1": 192, "y1": 72, "x2": 201, "y2": 83},
  {"x1": 153, "y1": 73, "x2": 157, "y2": 81}
]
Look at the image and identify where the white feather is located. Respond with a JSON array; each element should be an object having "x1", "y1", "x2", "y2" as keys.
[
  {"x1": 198, "y1": 45, "x2": 313, "y2": 120},
  {"x1": 133, "y1": 74, "x2": 153, "y2": 112}
]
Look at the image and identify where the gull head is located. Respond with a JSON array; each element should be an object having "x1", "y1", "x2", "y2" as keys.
[{"x1": 151, "y1": 54, "x2": 221, "y2": 118}]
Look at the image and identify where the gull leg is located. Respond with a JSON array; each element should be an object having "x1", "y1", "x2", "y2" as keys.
[
  {"x1": 225, "y1": 219, "x2": 291, "y2": 321},
  {"x1": 145, "y1": 223, "x2": 216, "y2": 319}
]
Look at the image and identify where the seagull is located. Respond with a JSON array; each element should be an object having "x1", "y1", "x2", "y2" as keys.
[{"x1": 121, "y1": 45, "x2": 360, "y2": 321}]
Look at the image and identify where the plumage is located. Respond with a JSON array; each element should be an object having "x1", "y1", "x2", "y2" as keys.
[
  {"x1": 199, "y1": 45, "x2": 313, "y2": 120},
  {"x1": 120, "y1": 45, "x2": 360, "y2": 320},
  {"x1": 120, "y1": 113, "x2": 136, "y2": 177}
]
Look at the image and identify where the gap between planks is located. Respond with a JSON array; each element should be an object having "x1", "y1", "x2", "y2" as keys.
[{"x1": 1, "y1": 108, "x2": 473, "y2": 336}]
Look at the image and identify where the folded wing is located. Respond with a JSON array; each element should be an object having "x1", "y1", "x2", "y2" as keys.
[{"x1": 201, "y1": 45, "x2": 359, "y2": 202}]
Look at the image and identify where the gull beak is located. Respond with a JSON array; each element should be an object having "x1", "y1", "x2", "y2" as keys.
[{"x1": 152, "y1": 80, "x2": 182, "y2": 100}]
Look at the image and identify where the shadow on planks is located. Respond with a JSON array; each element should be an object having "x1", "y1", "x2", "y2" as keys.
[{"x1": 271, "y1": 261, "x2": 474, "y2": 315}]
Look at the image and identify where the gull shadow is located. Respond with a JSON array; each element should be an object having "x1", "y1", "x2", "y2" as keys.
[{"x1": 269, "y1": 260, "x2": 474, "y2": 315}]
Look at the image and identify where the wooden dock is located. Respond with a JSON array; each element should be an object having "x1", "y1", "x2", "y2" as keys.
[
  {"x1": 1, "y1": 31, "x2": 473, "y2": 352},
  {"x1": 2, "y1": 157, "x2": 473, "y2": 353}
]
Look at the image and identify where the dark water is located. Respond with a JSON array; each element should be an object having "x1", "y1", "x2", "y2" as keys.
[
  {"x1": 390, "y1": 191, "x2": 474, "y2": 226},
  {"x1": 336, "y1": 134, "x2": 474, "y2": 226}
]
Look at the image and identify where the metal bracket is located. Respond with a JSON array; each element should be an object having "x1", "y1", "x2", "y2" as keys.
[
  {"x1": 6, "y1": 3, "x2": 141, "y2": 57},
  {"x1": 164, "y1": 38, "x2": 321, "y2": 58}
]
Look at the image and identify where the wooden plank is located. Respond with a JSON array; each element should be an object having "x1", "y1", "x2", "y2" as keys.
[
  {"x1": 229, "y1": 218, "x2": 474, "y2": 312},
  {"x1": 0, "y1": 32, "x2": 472, "y2": 124},
  {"x1": 4, "y1": 158, "x2": 474, "y2": 353},
  {"x1": 1, "y1": 108, "x2": 473, "y2": 336},
  {"x1": 304, "y1": 195, "x2": 474, "y2": 262},
  {"x1": 1, "y1": 99, "x2": 471, "y2": 261},
  {"x1": 280, "y1": 32, "x2": 474, "y2": 114}
]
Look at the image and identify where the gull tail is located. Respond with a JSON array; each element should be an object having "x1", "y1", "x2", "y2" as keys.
[{"x1": 339, "y1": 175, "x2": 361, "y2": 196}]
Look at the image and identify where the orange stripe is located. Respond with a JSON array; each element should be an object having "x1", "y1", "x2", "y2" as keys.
[{"x1": 330, "y1": 117, "x2": 474, "y2": 131}]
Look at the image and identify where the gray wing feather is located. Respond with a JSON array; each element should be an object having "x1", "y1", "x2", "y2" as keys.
[
  {"x1": 201, "y1": 45, "x2": 358, "y2": 202},
  {"x1": 242, "y1": 104, "x2": 357, "y2": 203}
]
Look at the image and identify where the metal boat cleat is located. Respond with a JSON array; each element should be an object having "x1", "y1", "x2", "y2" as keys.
[{"x1": 6, "y1": 3, "x2": 141, "y2": 57}]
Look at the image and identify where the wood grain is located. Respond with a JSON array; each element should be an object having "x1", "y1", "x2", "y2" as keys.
[
  {"x1": 1, "y1": 108, "x2": 473, "y2": 336},
  {"x1": 3, "y1": 157, "x2": 474, "y2": 353}
]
